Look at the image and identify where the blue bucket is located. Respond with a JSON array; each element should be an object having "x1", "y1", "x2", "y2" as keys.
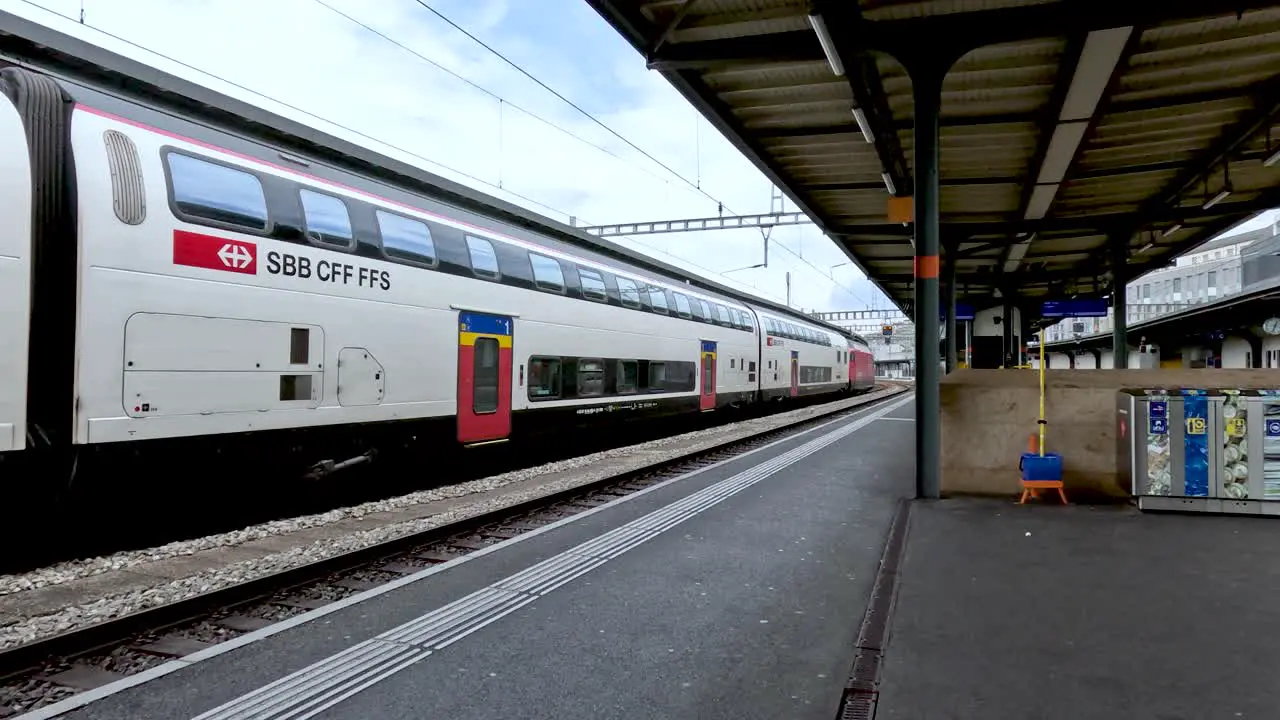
[{"x1": 1019, "y1": 452, "x2": 1063, "y2": 482}]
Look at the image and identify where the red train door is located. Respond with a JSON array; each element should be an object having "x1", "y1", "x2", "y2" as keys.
[
  {"x1": 848, "y1": 350, "x2": 856, "y2": 389},
  {"x1": 700, "y1": 340, "x2": 717, "y2": 411},
  {"x1": 789, "y1": 350, "x2": 799, "y2": 397},
  {"x1": 457, "y1": 311, "x2": 513, "y2": 445}
]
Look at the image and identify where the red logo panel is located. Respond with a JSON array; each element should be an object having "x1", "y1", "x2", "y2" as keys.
[{"x1": 173, "y1": 230, "x2": 257, "y2": 275}]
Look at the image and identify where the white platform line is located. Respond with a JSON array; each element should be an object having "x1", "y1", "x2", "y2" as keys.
[{"x1": 182, "y1": 393, "x2": 913, "y2": 719}]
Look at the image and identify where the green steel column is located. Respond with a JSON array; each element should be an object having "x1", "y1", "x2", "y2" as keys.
[
  {"x1": 913, "y1": 67, "x2": 943, "y2": 500},
  {"x1": 1111, "y1": 238, "x2": 1129, "y2": 369}
]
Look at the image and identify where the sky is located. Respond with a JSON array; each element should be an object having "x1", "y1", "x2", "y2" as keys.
[
  {"x1": 4, "y1": 0, "x2": 890, "y2": 314},
  {"x1": 5, "y1": 0, "x2": 1275, "y2": 315}
]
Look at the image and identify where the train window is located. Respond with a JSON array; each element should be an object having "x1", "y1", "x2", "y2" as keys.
[
  {"x1": 730, "y1": 358, "x2": 736, "y2": 369},
  {"x1": 673, "y1": 293, "x2": 693, "y2": 319},
  {"x1": 473, "y1": 337, "x2": 499, "y2": 413},
  {"x1": 577, "y1": 358, "x2": 605, "y2": 397},
  {"x1": 749, "y1": 361, "x2": 757, "y2": 372},
  {"x1": 578, "y1": 268, "x2": 608, "y2": 302},
  {"x1": 376, "y1": 210, "x2": 436, "y2": 265},
  {"x1": 715, "y1": 304, "x2": 732, "y2": 325},
  {"x1": 698, "y1": 300, "x2": 714, "y2": 322},
  {"x1": 618, "y1": 360, "x2": 638, "y2": 393},
  {"x1": 738, "y1": 310, "x2": 753, "y2": 330},
  {"x1": 649, "y1": 361, "x2": 666, "y2": 387},
  {"x1": 166, "y1": 151, "x2": 268, "y2": 230},
  {"x1": 528, "y1": 357, "x2": 561, "y2": 400},
  {"x1": 690, "y1": 299, "x2": 708, "y2": 322},
  {"x1": 299, "y1": 189, "x2": 354, "y2": 249},
  {"x1": 529, "y1": 252, "x2": 565, "y2": 293},
  {"x1": 291, "y1": 328, "x2": 309, "y2": 365},
  {"x1": 651, "y1": 360, "x2": 696, "y2": 392},
  {"x1": 648, "y1": 287, "x2": 669, "y2": 314},
  {"x1": 617, "y1": 277, "x2": 641, "y2": 308},
  {"x1": 466, "y1": 235, "x2": 501, "y2": 280},
  {"x1": 104, "y1": 130, "x2": 146, "y2": 225}
]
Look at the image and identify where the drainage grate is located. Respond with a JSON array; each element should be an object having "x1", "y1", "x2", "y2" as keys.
[
  {"x1": 832, "y1": 498, "x2": 913, "y2": 720},
  {"x1": 839, "y1": 692, "x2": 877, "y2": 720}
]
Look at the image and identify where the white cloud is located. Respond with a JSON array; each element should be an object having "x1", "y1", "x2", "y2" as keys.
[{"x1": 9, "y1": 0, "x2": 889, "y2": 312}]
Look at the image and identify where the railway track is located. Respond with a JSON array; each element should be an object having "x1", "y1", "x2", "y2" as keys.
[
  {"x1": 3, "y1": 388, "x2": 860, "y2": 576},
  {"x1": 0, "y1": 384, "x2": 908, "y2": 719}
]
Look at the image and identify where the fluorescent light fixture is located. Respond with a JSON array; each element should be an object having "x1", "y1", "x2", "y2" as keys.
[
  {"x1": 881, "y1": 171, "x2": 896, "y2": 195},
  {"x1": 1024, "y1": 184, "x2": 1059, "y2": 220},
  {"x1": 1203, "y1": 188, "x2": 1231, "y2": 210},
  {"x1": 1003, "y1": 261, "x2": 1021, "y2": 273},
  {"x1": 1035, "y1": 121, "x2": 1089, "y2": 185},
  {"x1": 808, "y1": 14, "x2": 844, "y2": 77},
  {"x1": 1138, "y1": 242, "x2": 1154, "y2": 254},
  {"x1": 1162, "y1": 224, "x2": 1181, "y2": 237},
  {"x1": 852, "y1": 107, "x2": 874, "y2": 143},
  {"x1": 1007, "y1": 241, "x2": 1030, "y2": 262},
  {"x1": 1265, "y1": 146, "x2": 1280, "y2": 167},
  {"x1": 1059, "y1": 27, "x2": 1134, "y2": 121}
]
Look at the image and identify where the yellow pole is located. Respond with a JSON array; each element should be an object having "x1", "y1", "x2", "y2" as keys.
[{"x1": 1038, "y1": 328, "x2": 1046, "y2": 457}]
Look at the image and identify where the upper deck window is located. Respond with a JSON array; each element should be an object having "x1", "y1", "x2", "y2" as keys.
[
  {"x1": 617, "y1": 277, "x2": 641, "y2": 308},
  {"x1": 166, "y1": 152, "x2": 267, "y2": 231},
  {"x1": 466, "y1": 235, "x2": 500, "y2": 280},
  {"x1": 648, "y1": 286, "x2": 669, "y2": 314},
  {"x1": 299, "y1": 189, "x2": 354, "y2": 248},
  {"x1": 578, "y1": 268, "x2": 608, "y2": 302},
  {"x1": 529, "y1": 252, "x2": 566, "y2": 292},
  {"x1": 376, "y1": 210, "x2": 436, "y2": 265}
]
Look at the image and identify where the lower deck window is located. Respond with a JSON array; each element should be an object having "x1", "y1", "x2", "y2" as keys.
[
  {"x1": 526, "y1": 355, "x2": 694, "y2": 401},
  {"x1": 529, "y1": 357, "x2": 562, "y2": 399},
  {"x1": 618, "y1": 360, "x2": 638, "y2": 393},
  {"x1": 577, "y1": 358, "x2": 605, "y2": 397},
  {"x1": 799, "y1": 366, "x2": 833, "y2": 383}
]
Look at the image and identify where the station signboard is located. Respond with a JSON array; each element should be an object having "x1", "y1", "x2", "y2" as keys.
[{"x1": 1041, "y1": 298, "x2": 1108, "y2": 318}]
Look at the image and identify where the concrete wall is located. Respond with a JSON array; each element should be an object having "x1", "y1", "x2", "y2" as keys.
[{"x1": 940, "y1": 368, "x2": 1280, "y2": 500}]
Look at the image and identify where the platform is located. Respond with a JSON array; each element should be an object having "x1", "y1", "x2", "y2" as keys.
[
  {"x1": 33, "y1": 392, "x2": 916, "y2": 720},
  {"x1": 877, "y1": 498, "x2": 1280, "y2": 720}
]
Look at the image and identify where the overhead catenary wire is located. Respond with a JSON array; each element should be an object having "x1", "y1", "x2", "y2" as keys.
[
  {"x1": 307, "y1": 0, "x2": 710, "y2": 200},
  {"x1": 320, "y1": 0, "x2": 863, "y2": 307},
  {"x1": 411, "y1": 0, "x2": 737, "y2": 215}
]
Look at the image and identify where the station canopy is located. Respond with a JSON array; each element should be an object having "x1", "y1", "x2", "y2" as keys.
[{"x1": 586, "y1": 0, "x2": 1280, "y2": 314}]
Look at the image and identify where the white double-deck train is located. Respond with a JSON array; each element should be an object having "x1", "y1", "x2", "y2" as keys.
[{"x1": 0, "y1": 12, "x2": 875, "y2": 490}]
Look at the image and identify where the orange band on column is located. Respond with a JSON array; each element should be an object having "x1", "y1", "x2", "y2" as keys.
[{"x1": 914, "y1": 255, "x2": 940, "y2": 278}]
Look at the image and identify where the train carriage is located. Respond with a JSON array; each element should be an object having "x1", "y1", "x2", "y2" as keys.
[
  {"x1": 848, "y1": 334, "x2": 876, "y2": 393},
  {"x1": 0, "y1": 8, "x2": 878, "y2": 493},
  {"x1": 753, "y1": 307, "x2": 851, "y2": 401}
]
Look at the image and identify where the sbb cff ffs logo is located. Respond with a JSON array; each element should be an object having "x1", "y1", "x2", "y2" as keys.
[
  {"x1": 171, "y1": 230, "x2": 392, "y2": 290},
  {"x1": 172, "y1": 230, "x2": 256, "y2": 274}
]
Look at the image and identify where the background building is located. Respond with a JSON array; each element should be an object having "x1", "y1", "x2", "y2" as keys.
[{"x1": 1040, "y1": 223, "x2": 1273, "y2": 343}]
